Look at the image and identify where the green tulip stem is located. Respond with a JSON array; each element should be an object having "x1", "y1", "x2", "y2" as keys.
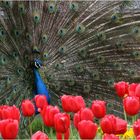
[
  {"x1": 29, "y1": 117, "x2": 32, "y2": 137},
  {"x1": 70, "y1": 125, "x2": 73, "y2": 138},
  {"x1": 50, "y1": 128, "x2": 53, "y2": 138},
  {"x1": 41, "y1": 117, "x2": 44, "y2": 133},
  {"x1": 132, "y1": 115, "x2": 136, "y2": 124},
  {"x1": 42, "y1": 123, "x2": 44, "y2": 133},
  {"x1": 123, "y1": 109, "x2": 127, "y2": 122}
]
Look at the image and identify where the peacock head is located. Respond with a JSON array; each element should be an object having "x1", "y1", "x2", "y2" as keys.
[{"x1": 33, "y1": 59, "x2": 43, "y2": 69}]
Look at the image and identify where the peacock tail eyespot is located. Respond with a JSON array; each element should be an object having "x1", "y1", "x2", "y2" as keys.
[
  {"x1": 26, "y1": 33, "x2": 32, "y2": 41},
  {"x1": 42, "y1": 34, "x2": 48, "y2": 44},
  {"x1": 58, "y1": 28, "x2": 67, "y2": 37},
  {"x1": 69, "y1": 2, "x2": 79, "y2": 11},
  {"x1": 76, "y1": 24, "x2": 85, "y2": 33},
  {"x1": 33, "y1": 12, "x2": 40, "y2": 24},
  {"x1": 3, "y1": 1, "x2": 12, "y2": 8},
  {"x1": 48, "y1": 3, "x2": 57, "y2": 13},
  {"x1": 18, "y1": 4, "x2": 25, "y2": 14},
  {"x1": 0, "y1": 30, "x2": 4, "y2": 35}
]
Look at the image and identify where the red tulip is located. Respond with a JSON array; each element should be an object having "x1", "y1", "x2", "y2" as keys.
[
  {"x1": 41, "y1": 105, "x2": 60, "y2": 127},
  {"x1": 73, "y1": 96, "x2": 86, "y2": 112},
  {"x1": 56, "y1": 128, "x2": 70, "y2": 140},
  {"x1": 115, "y1": 117, "x2": 127, "y2": 134},
  {"x1": 137, "y1": 135, "x2": 140, "y2": 140},
  {"x1": 61, "y1": 95, "x2": 85, "y2": 113},
  {"x1": 100, "y1": 115, "x2": 116, "y2": 134},
  {"x1": 103, "y1": 133, "x2": 120, "y2": 140},
  {"x1": 61, "y1": 95, "x2": 72, "y2": 112},
  {"x1": 135, "y1": 84, "x2": 140, "y2": 99},
  {"x1": 31, "y1": 131, "x2": 49, "y2": 140},
  {"x1": 100, "y1": 115, "x2": 127, "y2": 134},
  {"x1": 133, "y1": 119, "x2": 140, "y2": 137},
  {"x1": 74, "y1": 108, "x2": 94, "y2": 129},
  {"x1": 35, "y1": 95, "x2": 48, "y2": 110},
  {"x1": 0, "y1": 105, "x2": 20, "y2": 122},
  {"x1": 54, "y1": 113, "x2": 70, "y2": 133},
  {"x1": 114, "y1": 81, "x2": 129, "y2": 97},
  {"x1": 21, "y1": 100, "x2": 35, "y2": 117},
  {"x1": 91, "y1": 100, "x2": 106, "y2": 118},
  {"x1": 64, "y1": 128, "x2": 70, "y2": 140},
  {"x1": 56, "y1": 132, "x2": 62, "y2": 140},
  {"x1": 0, "y1": 119, "x2": 19, "y2": 139},
  {"x1": 123, "y1": 96, "x2": 140, "y2": 116},
  {"x1": 78, "y1": 120, "x2": 97, "y2": 139},
  {"x1": 128, "y1": 83, "x2": 138, "y2": 96}
]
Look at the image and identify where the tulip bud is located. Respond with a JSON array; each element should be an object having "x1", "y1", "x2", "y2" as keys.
[
  {"x1": 91, "y1": 100, "x2": 106, "y2": 118},
  {"x1": 54, "y1": 113, "x2": 70, "y2": 133},
  {"x1": 123, "y1": 96, "x2": 140, "y2": 116},
  {"x1": 41, "y1": 105, "x2": 60, "y2": 127},
  {"x1": 78, "y1": 120, "x2": 97, "y2": 139},
  {"x1": 74, "y1": 108, "x2": 94, "y2": 129},
  {"x1": 21, "y1": 100, "x2": 35, "y2": 117},
  {"x1": 31, "y1": 131, "x2": 49, "y2": 140},
  {"x1": 100, "y1": 115, "x2": 127, "y2": 134},
  {"x1": 0, "y1": 105, "x2": 20, "y2": 122},
  {"x1": 114, "y1": 81, "x2": 129, "y2": 97},
  {"x1": 103, "y1": 133, "x2": 120, "y2": 140},
  {"x1": 35, "y1": 95, "x2": 48, "y2": 110},
  {"x1": 133, "y1": 119, "x2": 140, "y2": 137},
  {"x1": 0, "y1": 119, "x2": 19, "y2": 139}
]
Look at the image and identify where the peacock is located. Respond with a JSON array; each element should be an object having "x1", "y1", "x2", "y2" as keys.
[{"x1": 0, "y1": 0, "x2": 140, "y2": 122}]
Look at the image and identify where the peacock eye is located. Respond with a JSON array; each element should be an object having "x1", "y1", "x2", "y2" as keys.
[
  {"x1": 131, "y1": 27, "x2": 140, "y2": 36},
  {"x1": 4, "y1": 1, "x2": 12, "y2": 8},
  {"x1": 69, "y1": 2, "x2": 79, "y2": 11},
  {"x1": 43, "y1": 52, "x2": 49, "y2": 59},
  {"x1": 14, "y1": 30, "x2": 20, "y2": 37},
  {"x1": 96, "y1": 32, "x2": 106, "y2": 42},
  {"x1": 26, "y1": 33, "x2": 32, "y2": 41},
  {"x1": 58, "y1": 28, "x2": 67, "y2": 37},
  {"x1": 107, "y1": 103, "x2": 113, "y2": 108},
  {"x1": 95, "y1": 94, "x2": 99, "y2": 99},
  {"x1": 112, "y1": 15, "x2": 116, "y2": 20},
  {"x1": 13, "y1": 88, "x2": 17, "y2": 93},
  {"x1": 33, "y1": 12, "x2": 40, "y2": 24},
  {"x1": 108, "y1": 79, "x2": 114, "y2": 87},
  {"x1": 48, "y1": 3, "x2": 56, "y2": 13},
  {"x1": 132, "y1": 51, "x2": 140, "y2": 59},
  {"x1": 13, "y1": 52, "x2": 18, "y2": 59},
  {"x1": 1, "y1": 30, "x2": 4, "y2": 35},
  {"x1": 18, "y1": 4, "x2": 25, "y2": 14},
  {"x1": 76, "y1": 24, "x2": 85, "y2": 33},
  {"x1": 134, "y1": 29, "x2": 139, "y2": 33},
  {"x1": 16, "y1": 31, "x2": 19, "y2": 35},
  {"x1": 42, "y1": 34, "x2": 48, "y2": 44},
  {"x1": 6, "y1": 1, "x2": 9, "y2": 5},
  {"x1": 7, "y1": 77, "x2": 11, "y2": 81},
  {"x1": 0, "y1": 29, "x2": 5, "y2": 40},
  {"x1": 2, "y1": 57, "x2": 6, "y2": 65}
]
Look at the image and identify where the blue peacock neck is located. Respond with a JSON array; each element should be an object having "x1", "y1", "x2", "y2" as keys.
[
  {"x1": 33, "y1": 68, "x2": 50, "y2": 104},
  {"x1": 33, "y1": 68, "x2": 42, "y2": 82}
]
